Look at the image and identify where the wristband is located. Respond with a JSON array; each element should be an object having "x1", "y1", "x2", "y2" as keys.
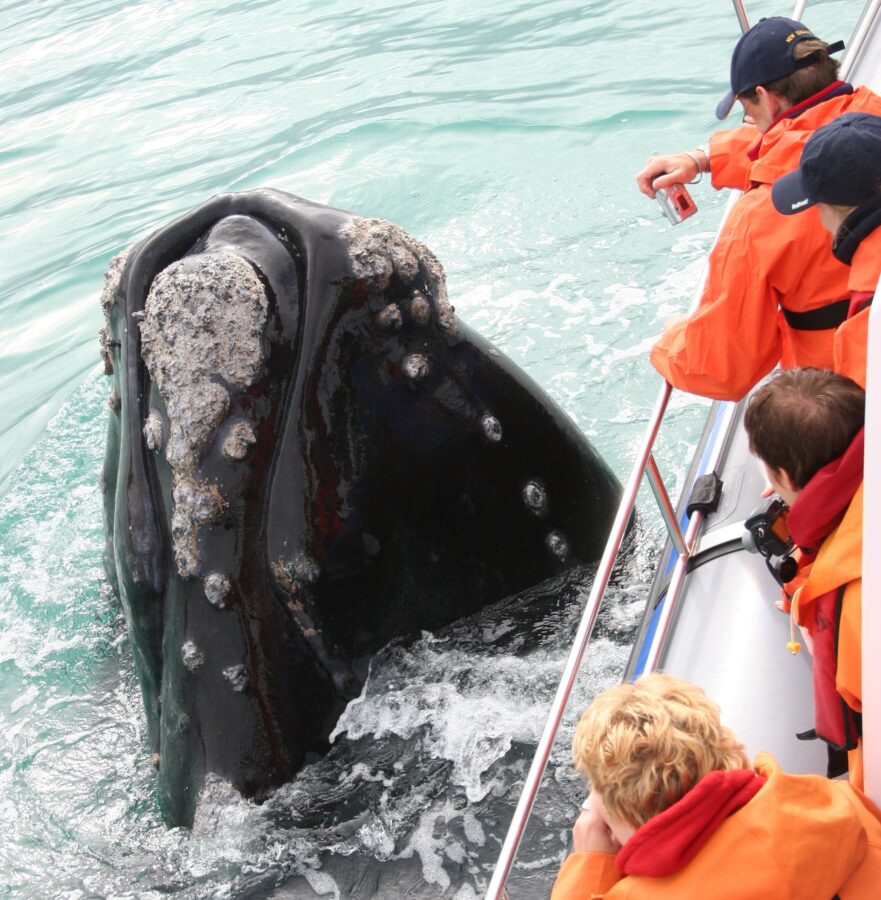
[{"x1": 684, "y1": 151, "x2": 703, "y2": 185}]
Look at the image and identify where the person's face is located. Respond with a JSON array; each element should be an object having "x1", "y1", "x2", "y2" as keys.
[
  {"x1": 817, "y1": 202, "x2": 855, "y2": 237},
  {"x1": 592, "y1": 790, "x2": 637, "y2": 846},
  {"x1": 737, "y1": 87, "x2": 782, "y2": 134},
  {"x1": 762, "y1": 462, "x2": 799, "y2": 506}
]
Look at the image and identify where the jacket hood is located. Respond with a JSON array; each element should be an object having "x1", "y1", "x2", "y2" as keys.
[
  {"x1": 617, "y1": 754, "x2": 870, "y2": 898},
  {"x1": 745, "y1": 754, "x2": 869, "y2": 898}
]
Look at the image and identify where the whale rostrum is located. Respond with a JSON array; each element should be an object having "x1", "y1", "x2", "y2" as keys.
[{"x1": 100, "y1": 189, "x2": 622, "y2": 826}]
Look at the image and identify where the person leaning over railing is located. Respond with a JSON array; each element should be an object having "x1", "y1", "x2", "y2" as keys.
[
  {"x1": 744, "y1": 369, "x2": 865, "y2": 788},
  {"x1": 771, "y1": 112, "x2": 881, "y2": 388},
  {"x1": 634, "y1": 17, "x2": 881, "y2": 401},
  {"x1": 551, "y1": 674, "x2": 881, "y2": 900}
]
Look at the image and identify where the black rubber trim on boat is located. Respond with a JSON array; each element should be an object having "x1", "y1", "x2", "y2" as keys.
[{"x1": 651, "y1": 538, "x2": 744, "y2": 607}]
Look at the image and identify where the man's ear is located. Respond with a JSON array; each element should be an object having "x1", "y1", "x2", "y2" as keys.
[
  {"x1": 777, "y1": 467, "x2": 800, "y2": 496},
  {"x1": 755, "y1": 85, "x2": 789, "y2": 118}
]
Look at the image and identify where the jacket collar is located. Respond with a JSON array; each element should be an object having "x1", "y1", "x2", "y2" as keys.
[
  {"x1": 834, "y1": 193, "x2": 881, "y2": 266},
  {"x1": 788, "y1": 427, "x2": 864, "y2": 550},
  {"x1": 746, "y1": 81, "x2": 854, "y2": 162}
]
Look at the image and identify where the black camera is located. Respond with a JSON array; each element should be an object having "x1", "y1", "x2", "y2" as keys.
[{"x1": 742, "y1": 495, "x2": 798, "y2": 585}]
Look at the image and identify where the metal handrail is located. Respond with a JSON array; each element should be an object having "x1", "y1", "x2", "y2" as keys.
[
  {"x1": 731, "y1": 0, "x2": 750, "y2": 35},
  {"x1": 841, "y1": 0, "x2": 881, "y2": 78}
]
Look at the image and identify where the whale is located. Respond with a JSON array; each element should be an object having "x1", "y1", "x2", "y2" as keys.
[{"x1": 99, "y1": 189, "x2": 622, "y2": 826}]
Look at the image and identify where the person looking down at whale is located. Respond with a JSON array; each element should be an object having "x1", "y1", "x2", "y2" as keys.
[
  {"x1": 551, "y1": 674, "x2": 881, "y2": 900},
  {"x1": 771, "y1": 112, "x2": 881, "y2": 388},
  {"x1": 744, "y1": 368, "x2": 865, "y2": 788},
  {"x1": 635, "y1": 17, "x2": 881, "y2": 401}
]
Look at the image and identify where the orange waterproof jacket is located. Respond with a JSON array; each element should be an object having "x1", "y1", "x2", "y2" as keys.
[
  {"x1": 706, "y1": 124, "x2": 760, "y2": 190},
  {"x1": 650, "y1": 85, "x2": 881, "y2": 400},
  {"x1": 833, "y1": 227, "x2": 881, "y2": 387},
  {"x1": 551, "y1": 754, "x2": 881, "y2": 900}
]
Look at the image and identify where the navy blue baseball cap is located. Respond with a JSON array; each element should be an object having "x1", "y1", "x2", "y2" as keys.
[
  {"x1": 715, "y1": 17, "x2": 843, "y2": 120},
  {"x1": 772, "y1": 113, "x2": 881, "y2": 215}
]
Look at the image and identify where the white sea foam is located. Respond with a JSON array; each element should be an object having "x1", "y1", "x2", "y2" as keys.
[{"x1": 302, "y1": 868, "x2": 341, "y2": 898}]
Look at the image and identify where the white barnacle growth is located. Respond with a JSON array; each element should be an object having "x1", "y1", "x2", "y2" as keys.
[
  {"x1": 139, "y1": 251, "x2": 268, "y2": 578},
  {"x1": 181, "y1": 640, "x2": 204, "y2": 671},
  {"x1": 409, "y1": 291, "x2": 432, "y2": 325},
  {"x1": 220, "y1": 420, "x2": 257, "y2": 461},
  {"x1": 375, "y1": 303, "x2": 403, "y2": 330},
  {"x1": 480, "y1": 414, "x2": 503, "y2": 443},
  {"x1": 143, "y1": 410, "x2": 165, "y2": 451},
  {"x1": 203, "y1": 573, "x2": 231, "y2": 608},
  {"x1": 402, "y1": 353, "x2": 429, "y2": 381},
  {"x1": 546, "y1": 530, "x2": 569, "y2": 561},
  {"x1": 522, "y1": 480, "x2": 548, "y2": 515},
  {"x1": 99, "y1": 249, "x2": 129, "y2": 376},
  {"x1": 223, "y1": 664, "x2": 249, "y2": 692},
  {"x1": 339, "y1": 215, "x2": 457, "y2": 334}
]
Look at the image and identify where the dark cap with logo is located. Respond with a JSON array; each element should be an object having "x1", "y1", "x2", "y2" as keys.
[
  {"x1": 715, "y1": 16, "x2": 843, "y2": 120},
  {"x1": 772, "y1": 113, "x2": 881, "y2": 215}
]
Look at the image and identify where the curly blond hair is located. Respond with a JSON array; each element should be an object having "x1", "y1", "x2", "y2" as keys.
[{"x1": 572, "y1": 674, "x2": 750, "y2": 828}]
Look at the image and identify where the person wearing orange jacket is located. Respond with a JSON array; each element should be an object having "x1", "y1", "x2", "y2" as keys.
[
  {"x1": 551, "y1": 674, "x2": 881, "y2": 900},
  {"x1": 771, "y1": 112, "x2": 881, "y2": 388},
  {"x1": 635, "y1": 17, "x2": 881, "y2": 401},
  {"x1": 744, "y1": 369, "x2": 865, "y2": 786}
]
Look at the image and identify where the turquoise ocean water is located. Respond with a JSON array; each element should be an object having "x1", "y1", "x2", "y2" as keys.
[{"x1": 0, "y1": 1, "x2": 857, "y2": 896}]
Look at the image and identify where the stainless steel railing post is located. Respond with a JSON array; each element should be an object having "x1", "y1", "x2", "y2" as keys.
[
  {"x1": 731, "y1": 0, "x2": 750, "y2": 35},
  {"x1": 646, "y1": 454, "x2": 688, "y2": 558},
  {"x1": 841, "y1": 0, "x2": 881, "y2": 78}
]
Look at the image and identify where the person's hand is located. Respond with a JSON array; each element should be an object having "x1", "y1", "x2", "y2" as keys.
[
  {"x1": 662, "y1": 312, "x2": 689, "y2": 333},
  {"x1": 636, "y1": 151, "x2": 705, "y2": 198},
  {"x1": 572, "y1": 803, "x2": 622, "y2": 855}
]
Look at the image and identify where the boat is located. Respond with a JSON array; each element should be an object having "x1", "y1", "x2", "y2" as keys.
[{"x1": 486, "y1": 1, "x2": 881, "y2": 895}]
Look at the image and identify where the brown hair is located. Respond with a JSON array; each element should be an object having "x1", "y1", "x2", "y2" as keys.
[
  {"x1": 739, "y1": 39, "x2": 840, "y2": 108},
  {"x1": 572, "y1": 674, "x2": 749, "y2": 829},
  {"x1": 744, "y1": 368, "x2": 864, "y2": 488}
]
